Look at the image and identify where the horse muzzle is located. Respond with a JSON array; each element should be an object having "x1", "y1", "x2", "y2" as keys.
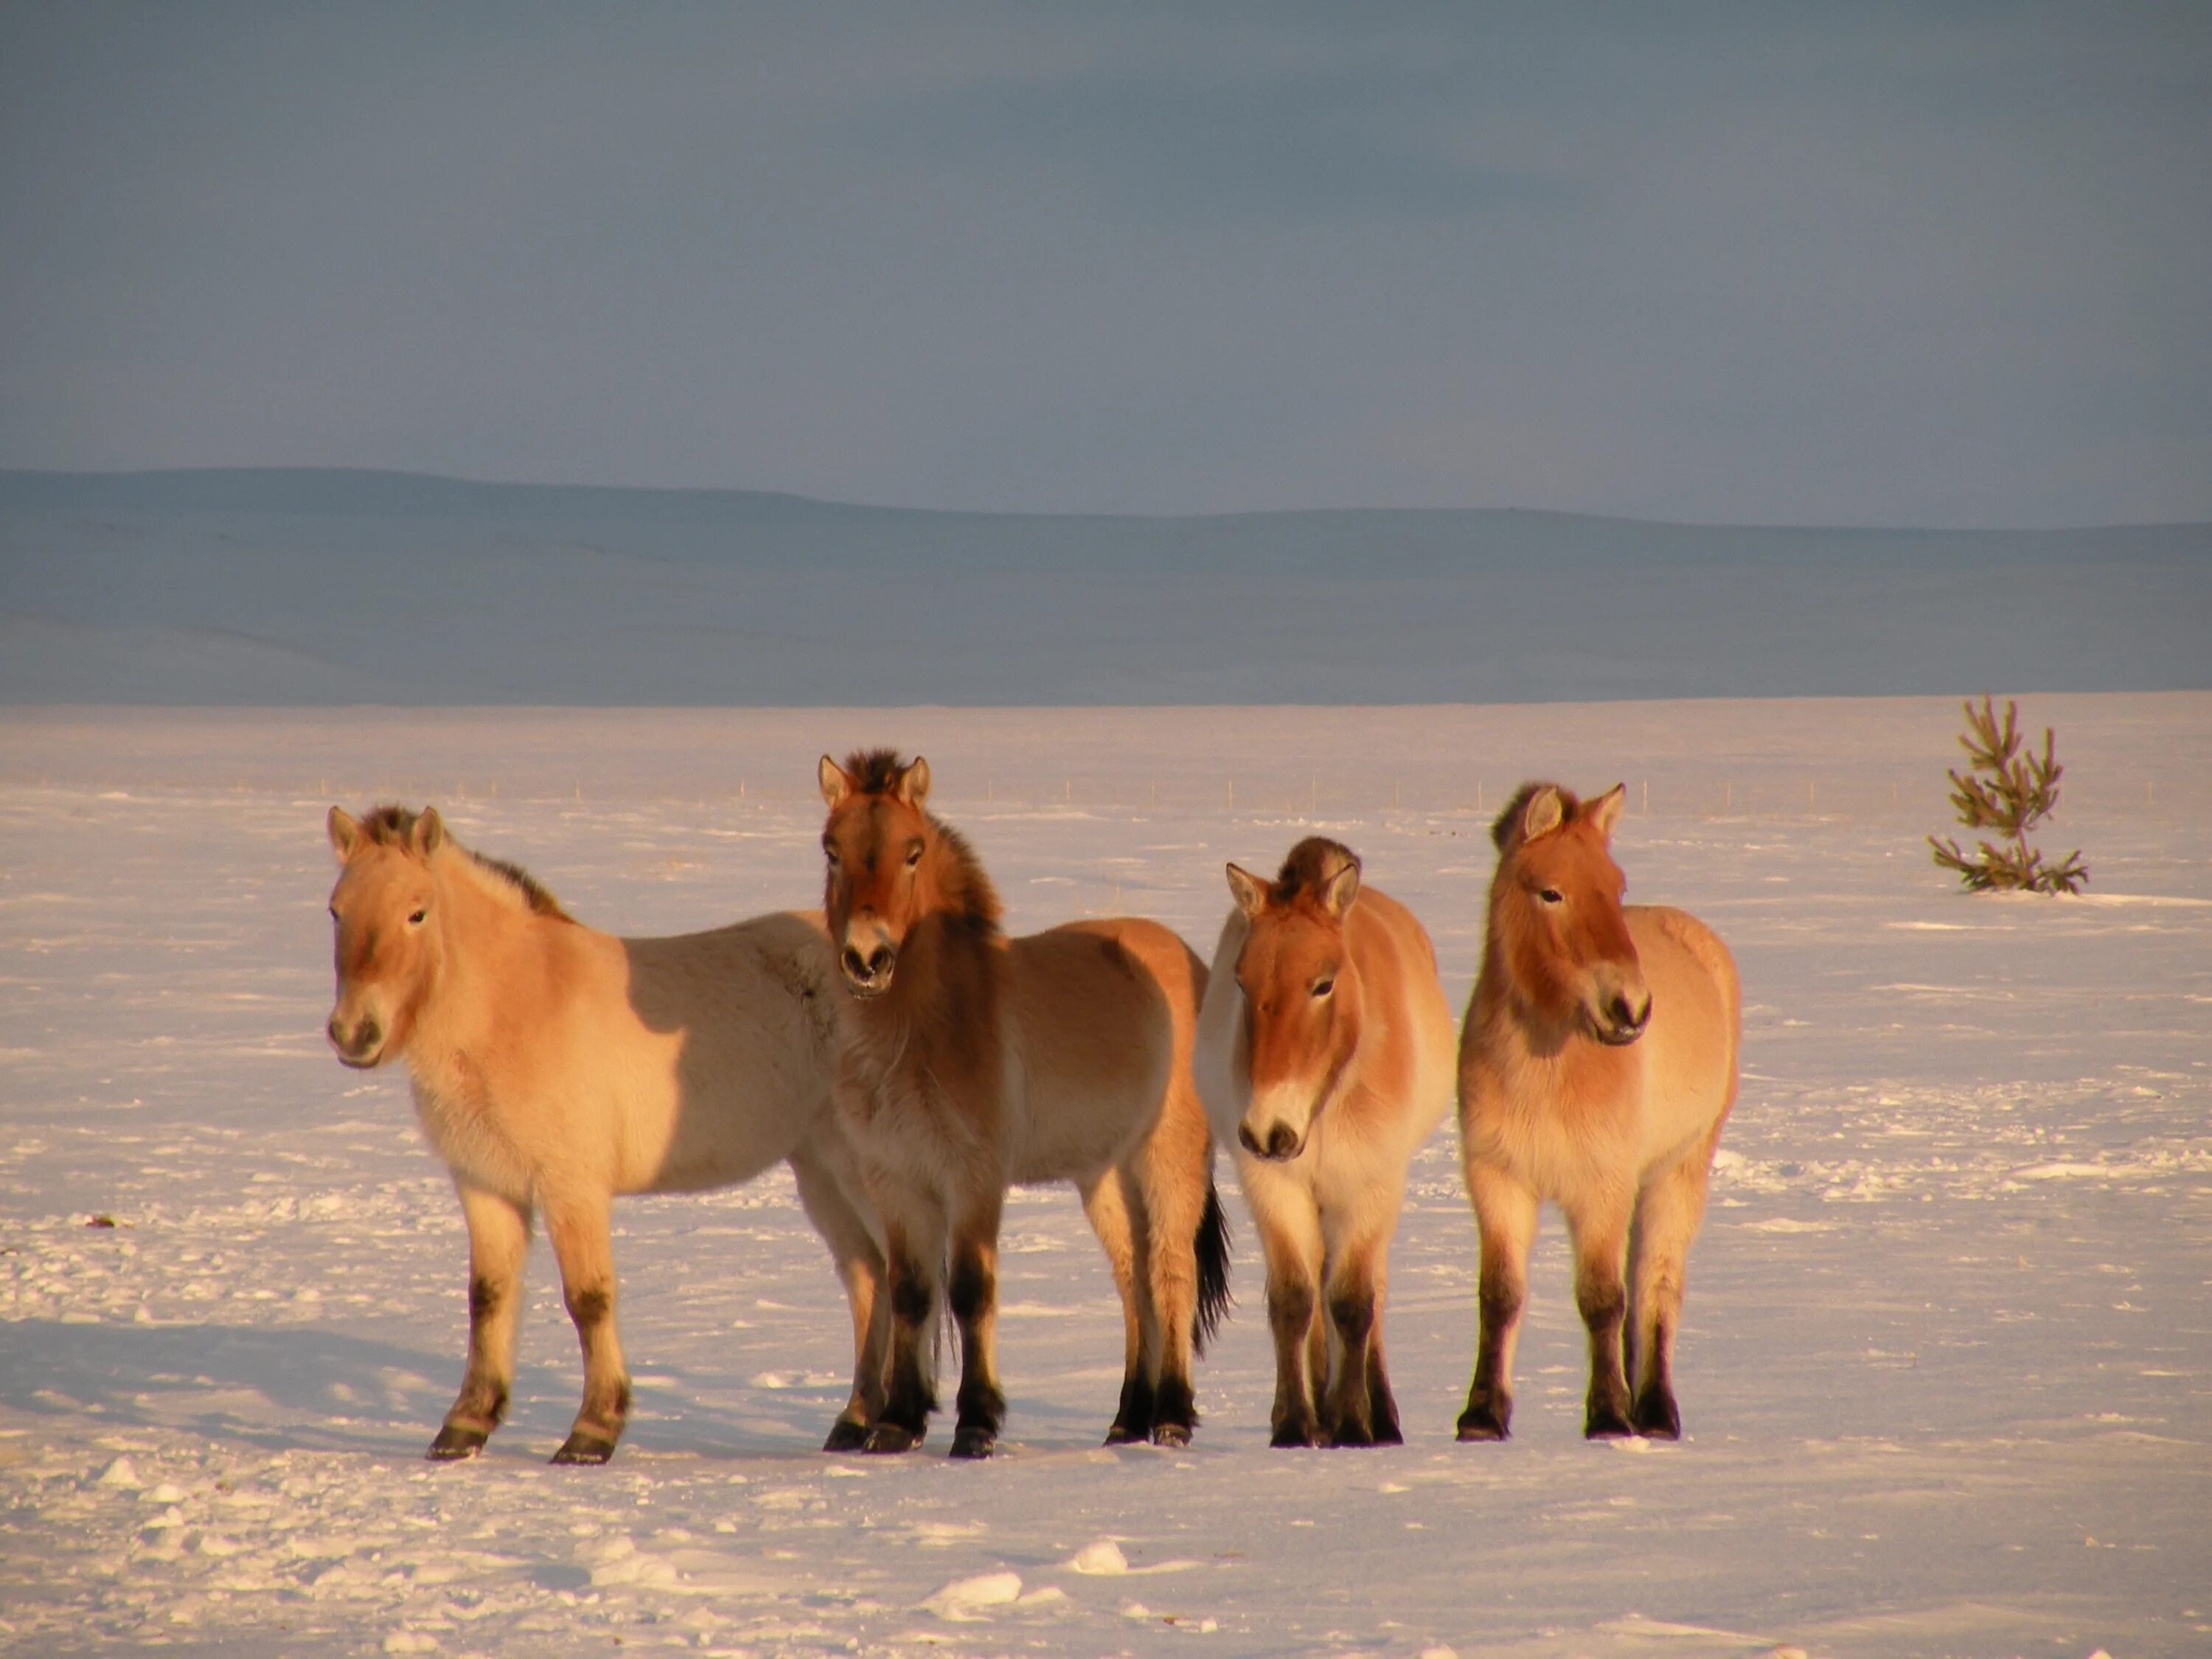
[
  {"x1": 327, "y1": 1013, "x2": 386, "y2": 1068},
  {"x1": 1237, "y1": 1120, "x2": 1304, "y2": 1162},
  {"x1": 1589, "y1": 991, "x2": 1652, "y2": 1047},
  {"x1": 838, "y1": 943, "x2": 897, "y2": 999}
]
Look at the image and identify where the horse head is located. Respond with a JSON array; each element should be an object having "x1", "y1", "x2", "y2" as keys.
[
  {"x1": 817, "y1": 751, "x2": 943, "y2": 999},
  {"x1": 1489, "y1": 782, "x2": 1649, "y2": 1046},
  {"x1": 324, "y1": 804, "x2": 449, "y2": 1068},
  {"x1": 1224, "y1": 838, "x2": 1366, "y2": 1161}
]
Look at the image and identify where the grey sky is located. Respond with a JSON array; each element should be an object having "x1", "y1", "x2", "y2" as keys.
[{"x1": 3, "y1": 2, "x2": 2208, "y2": 526}]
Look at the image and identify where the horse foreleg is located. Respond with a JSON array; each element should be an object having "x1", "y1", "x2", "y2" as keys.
[
  {"x1": 1251, "y1": 1180, "x2": 1324, "y2": 1447},
  {"x1": 1563, "y1": 1183, "x2": 1635, "y2": 1439},
  {"x1": 1627, "y1": 1147, "x2": 1715, "y2": 1440},
  {"x1": 1322, "y1": 1225, "x2": 1401, "y2": 1448},
  {"x1": 790, "y1": 1145, "x2": 889, "y2": 1453},
  {"x1": 867, "y1": 1179, "x2": 946, "y2": 1454},
  {"x1": 431, "y1": 1183, "x2": 531, "y2": 1460},
  {"x1": 947, "y1": 1190, "x2": 1007, "y2": 1459},
  {"x1": 543, "y1": 1189, "x2": 629, "y2": 1464},
  {"x1": 1457, "y1": 1163, "x2": 1535, "y2": 1443},
  {"x1": 1079, "y1": 1173, "x2": 1152, "y2": 1444}
]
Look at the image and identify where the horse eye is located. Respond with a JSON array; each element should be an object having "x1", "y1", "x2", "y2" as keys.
[
  {"x1": 1538, "y1": 888, "x2": 1565, "y2": 905},
  {"x1": 904, "y1": 844, "x2": 924, "y2": 868},
  {"x1": 327, "y1": 905, "x2": 339, "y2": 921},
  {"x1": 1312, "y1": 978, "x2": 1335, "y2": 999},
  {"x1": 823, "y1": 844, "x2": 840, "y2": 866},
  {"x1": 407, "y1": 908, "x2": 428, "y2": 925}
]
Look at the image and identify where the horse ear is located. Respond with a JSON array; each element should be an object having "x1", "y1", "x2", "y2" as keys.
[
  {"x1": 818, "y1": 755, "x2": 851, "y2": 808},
  {"x1": 1321, "y1": 858, "x2": 1362, "y2": 919},
  {"x1": 1225, "y1": 863, "x2": 1268, "y2": 917},
  {"x1": 410, "y1": 807, "x2": 445, "y2": 858},
  {"x1": 327, "y1": 806, "x2": 361, "y2": 860},
  {"x1": 897, "y1": 757, "x2": 931, "y2": 807},
  {"x1": 1588, "y1": 783, "x2": 1627, "y2": 839},
  {"x1": 1520, "y1": 785, "x2": 1565, "y2": 845}
]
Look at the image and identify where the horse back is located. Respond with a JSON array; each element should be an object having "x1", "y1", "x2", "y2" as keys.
[
  {"x1": 1004, "y1": 918, "x2": 1196, "y2": 1183},
  {"x1": 1625, "y1": 904, "x2": 1739, "y2": 1166}
]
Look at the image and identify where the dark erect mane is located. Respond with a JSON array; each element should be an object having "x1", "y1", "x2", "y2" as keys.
[
  {"x1": 1273, "y1": 836, "x2": 1360, "y2": 905},
  {"x1": 840, "y1": 751, "x2": 1003, "y2": 931},
  {"x1": 360, "y1": 804, "x2": 573, "y2": 922},
  {"x1": 1490, "y1": 781, "x2": 1582, "y2": 852}
]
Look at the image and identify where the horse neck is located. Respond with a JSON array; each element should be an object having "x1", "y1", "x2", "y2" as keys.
[
  {"x1": 407, "y1": 854, "x2": 549, "y2": 1067},
  {"x1": 1472, "y1": 885, "x2": 1579, "y2": 1065}
]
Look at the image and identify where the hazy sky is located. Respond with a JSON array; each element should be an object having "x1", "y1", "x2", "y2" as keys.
[{"x1": 3, "y1": 3, "x2": 2208, "y2": 526}]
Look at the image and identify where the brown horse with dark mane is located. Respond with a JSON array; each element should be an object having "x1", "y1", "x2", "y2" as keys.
[
  {"x1": 1455, "y1": 782, "x2": 1739, "y2": 1444},
  {"x1": 816, "y1": 750, "x2": 1230, "y2": 1458}
]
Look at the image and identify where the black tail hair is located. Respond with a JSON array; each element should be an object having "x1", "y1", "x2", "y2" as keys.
[{"x1": 1192, "y1": 1174, "x2": 1234, "y2": 1356}]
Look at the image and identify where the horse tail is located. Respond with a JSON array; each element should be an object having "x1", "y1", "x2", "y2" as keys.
[{"x1": 1192, "y1": 1164, "x2": 1234, "y2": 1356}]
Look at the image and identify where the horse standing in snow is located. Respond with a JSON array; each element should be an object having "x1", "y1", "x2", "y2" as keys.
[
  {"x1": 815, "y1": 751, "x2": 1230, "y2": 1458},
  {"x1": 1455, "y1": 783, "x2": 1739, "y2": 1442},
  {"x1": 1194, "y1": 838, "x2": 1454, "y2": 1446},
  {"x1": 324, "y1": 804, "x2": 887, "y2": 1463}
]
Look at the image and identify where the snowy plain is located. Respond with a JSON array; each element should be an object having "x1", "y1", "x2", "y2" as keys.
[{"x1": 1, "y1": 695, "x2": 2208, "y2": 1658}]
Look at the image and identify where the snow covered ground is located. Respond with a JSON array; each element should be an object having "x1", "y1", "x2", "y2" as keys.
[{"x1": 3, "y1": 695, "x2": 2207, "y2": 1658}]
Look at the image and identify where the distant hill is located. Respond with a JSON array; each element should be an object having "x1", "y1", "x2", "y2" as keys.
[{"x1": 3, "y1": 468, "x2": 2205, "y2": 703}]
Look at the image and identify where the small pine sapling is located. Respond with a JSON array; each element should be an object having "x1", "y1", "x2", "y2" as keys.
[{"x1": 1928, "y1": 696, "x2": 2087, "y2": 894}]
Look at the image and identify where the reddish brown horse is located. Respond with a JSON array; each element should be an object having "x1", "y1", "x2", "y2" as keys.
[
  {"x1": 1456, "y1": 783, "x2": 1739, "y2": 1442},
  {"x1": 817, "y1": 751, "x2": 1229, "y2": 1457}
]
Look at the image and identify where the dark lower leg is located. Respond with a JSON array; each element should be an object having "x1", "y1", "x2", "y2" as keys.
[
  {"x1": 947, "y1": 1242, "x2": 1005, "y2": 1459},
  {"x1": 435, "y1": 1189, "x2": 528, "y2": 1460},
  {"x1": 1267, "y1": 1275, "x2": 1320, "y2": 1447},
  {"x1": 1457, "y1": 1266, "x2": 1523, "y2": 1441},
  {"x1": 867, "y1": 1248, "x2": 938, "y2": 1453},
  {"x1": 1576, "y1": 1270, "x2": 1632, "y2": 1438},
  {"x1": 1324, "y1": 1280, "x2": 1380, "y2": 1446}
]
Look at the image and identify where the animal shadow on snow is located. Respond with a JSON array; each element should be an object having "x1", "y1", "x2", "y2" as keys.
[{"x1": 0, "y1": 1319, "x2": 863, "y2": 1462}]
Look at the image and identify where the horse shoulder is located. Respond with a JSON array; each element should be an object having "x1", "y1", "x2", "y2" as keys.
[{"x1": 1623, "y1": 905, "x2": 1738, "y2": 1156}]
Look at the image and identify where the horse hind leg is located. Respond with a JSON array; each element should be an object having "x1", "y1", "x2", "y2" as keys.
[
  {"x1": 1132, "y1": 1116, "x2": 1214, "y2": 1447},
  {"x1": 542, "y1": 1190, "x2": 630, "y2": 1464},
  {"x1": 431, "y1": 1183, "x2": 531, "y2": 1460},
  {"x1": 1627, "y1": 1147, "x2": 1717, "y2": 1440},
  {"x1": 790, "y1": 1145, "x2": 890, "y2": 1453},
  {"x1": 1079, "y1": 1172, "x2": 1153, "y2": 1444},
  {"x1": 1456, "y1": 1164, "x2": 1536, "y2": 1443},
  {"x1": 947, "y1": 1190, "x2": 1008, "y2": 1459}
]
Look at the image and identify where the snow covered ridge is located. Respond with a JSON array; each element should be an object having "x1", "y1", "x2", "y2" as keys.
[
  {"x1": 3, "y1": 699, "x2": 2208, "y2": 1656},
  {"x1": 4, "y1": 467, "x2": 2209, "y2": 703}
]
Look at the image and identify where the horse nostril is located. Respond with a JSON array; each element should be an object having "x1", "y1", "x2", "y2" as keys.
[
  {"x1": 1265, "y1": 1124, "x2": 1299, "y2": 1160},
  {"x1": 1237, "y1": 1124, "x2": 1265, "y2": 1158},
  {"x1": 841, "y1": 947, "x2": 869, "y2": 979},
  {"x1": 356, "y1": 1019, "x2": 380, "y2": 1053},
  {"x1": 866, "y1": 947, "x2": 894, "y2": 977}
]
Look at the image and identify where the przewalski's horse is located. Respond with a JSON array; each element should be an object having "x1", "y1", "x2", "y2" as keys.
[
  {"x1": 1195, "y1": 838, "x2": 1454, "y2": 1447},
  {"x1": 816, "y1": 751, "x2": 1231, "y2": 1458},
  {"x1": 324, "y1": 804, "x2": 888, "y2": 1464},
  {"x1": 1455, "y1": 783, "x2": 1739, "y2": 1443}
]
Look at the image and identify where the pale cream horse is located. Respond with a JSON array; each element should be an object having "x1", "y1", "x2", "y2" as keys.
[
  {"x1": 1196, "y1": 838, "x2": 1455, "y2": 1446},
  {"x1": 1455, "y1": 783, "x2": 1739, "y2": 1441},
  {"x1": 324, "y1": 804, "x2": 888, "y2": 1464},
  {"x1": 816, "y1": 751, "x2": 1229, "y2": 1458}
]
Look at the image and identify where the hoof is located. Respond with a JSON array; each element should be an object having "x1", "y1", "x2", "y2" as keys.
[
  {"x1": 550, "y1": 1430, "x2": 618, "y2": 1465},
  {"x1": 1150, "y1": 1422, "x2": 1192, "y2": 1449},
  {"x1": 823, "y1": 1419, "x2": 871, "y2": 1453},
  {"x1": 1269, "y1": 1420, "x2": 1319, "y2": 1449},
  {"x1": 1455, "y1": 1407, "x2": 1509, "y2": 1443},
  {"x1": 1327, "y1": 1419, "x2": 1376, "y2": 1449},
  {"x1": 425, "y1": 1424, "x2": 488, "y2": 1461},
  {"x1": 1584, "y1": 1403, "x2": 1633, "y2": 1440},
  {"x1": 1103, "y1": 1421, "x2": 1145, "y2": 1446},
  {"x1": 1630, "y1": 1388, "x2": 1681, "y2": 1440},
  {"x1": 1371, "y1": 1416, "x2": 1404, "y2": 1447},
  {"x1": 863, "y1": 1422, "x2": 923, "y2": 1455},
  {"x1": 948, "y1": 1425, "x2": 997, "y2": 1460}
]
